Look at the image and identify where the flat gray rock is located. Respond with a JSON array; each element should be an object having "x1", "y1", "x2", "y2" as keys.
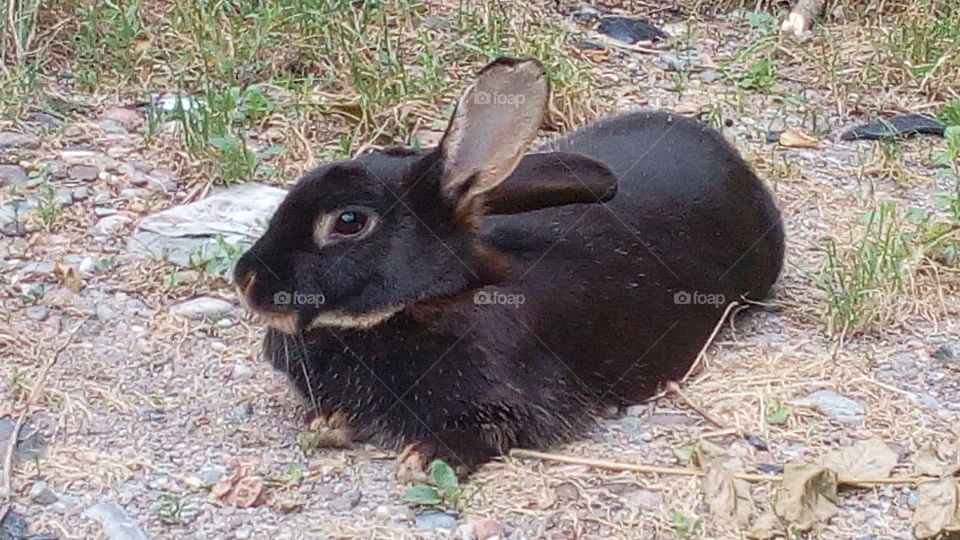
[
  {"x1": 170, "y1": 297, "x2": 234, "y2": 319},
  {"x1": 128, "y1": 183, "x2": 285, "y2": 271},
  {"x1": 0, "y1": 131, "x2": 41, "y2": 149},
  {"x1": 84, "y1": 501, "x2": 148, "y2": 540},
  {"x1": 0, "y1": 164, "x2": 28, "y2": 187},
  {"x1": 805, "y1": 390, "x2": 866, "y2": 424}
]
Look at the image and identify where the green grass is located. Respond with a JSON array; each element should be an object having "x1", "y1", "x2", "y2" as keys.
[
  {"x1": 884, "y1": 0, "x2": 960, "y2": 85},
  {"x1": 817, "y1": 203, "x2": 919, "y2": 337},
  {"x1": 2, "y1": 1, "x2": 599, "y2": 185}
]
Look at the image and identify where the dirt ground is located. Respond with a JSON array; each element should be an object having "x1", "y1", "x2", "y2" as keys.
[{"x1": 2, "y1": 4, "x2": 959, "y2": 540}]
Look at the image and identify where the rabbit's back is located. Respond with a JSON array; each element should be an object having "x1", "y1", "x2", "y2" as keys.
[{"x1": 480, "y1": 111, "x2": 783, "y2": 399}]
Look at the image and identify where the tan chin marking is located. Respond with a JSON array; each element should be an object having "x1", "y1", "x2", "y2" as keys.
[
  {"x1": 258, "y1": 312, "x2": 298, "y2": 334},
  {"x1": 306, "y1": 305, "x2": 402, "y2": 330}
]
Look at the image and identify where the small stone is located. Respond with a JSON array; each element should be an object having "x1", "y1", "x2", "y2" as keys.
[
  {"x1": 55, "y1": 189, "x2": 73, "y2": 206},
  {"x1": 231, "y1": 401, "x2": 254, "y2": 419},
  {"x1": 102, "y1": 107, "x2": 143, "y2": 131},
  {"x1": 24, "y1": 306, "x2": 49, "y2": 321},
  {"x1": 79, "y1": 257, "x2": 96, "y2": 275},
  {"x1": 84, "y1": 501, "x2": 149, "y2": 540},
  {"x1": 329, "y1": 489, "x2": 361, "y2": 511},
  {"x1": 98, "y1": 120, "x2": 127, "y2": 134},
  {"x1": 415, "y1": 511, "x2": 458, "y2": 532},
  {"x1": 68, "y1": 164, "x2": 100, "y2": 182},
  {"x1": 554, "y1": 482, "x2": 578, "y2": 502},
  {"x1": 96, "y1": 305, "x2": 117, "y2": 321},
  {"x1": 234, "y1": 527, "x2": 252, "y2": 540},
  {"x1": 29, "y1": 480, "x2": 59, "y2": 504},
  {"x1": 805, "y1": 390, "x2": 866, "y2": 424},
  {"x1": 94, "y1": 206, "x2": 118, "y2": 217},
  {"x1": 932, "y1": 343, "x2": 960, "y2": 370},
  {"x1": 72, "y1": 186, "x2": 91, "y2": 200},
  {"x1": 28, "y1": 112, "x2": 65, "y2": 129},
  {"x1": 920, "y1": 395, "x2": 941, "y2": 408},
  {"x1": 474, "y1": 518, "x2": 503, "y2": 540},
  {"x1": 47, "y1": 160, "x2": 68, "y2": 179},
  {"x1": 170, "y1": 297, "x2": 234, "y2": 320},
  {"x1": 94, "y1": 214, "x2": 133, "y2": 235},
  {"x1": 457, "y1": 523, "x2": 478, "y2": 540},
  {"x1": 0, "y1": 164, "x2": 28, "y2": 187},
  {"x1": 627, "y1": 488, "x2": 664, "y2": 509},
  {"x1": 0, "y1": 131, "x2": 41, "y2": 149},
  {"x1": 129, "y1": 172, "x2": 150, "y2": 187},
  {"x1": 232, "y1": 363, "x2": 253, "y2": 378},
  {"x1": 132, "y1": 160, "x2": 154, "y2": 173}
]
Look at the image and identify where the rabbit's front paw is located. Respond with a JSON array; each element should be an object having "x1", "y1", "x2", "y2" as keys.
[
  {"x1": 396, "y1": 441, "x2": 435, "y2": 484},
  {"x1": 303, "y1": 410, "x2": 353, "y2": 448}
]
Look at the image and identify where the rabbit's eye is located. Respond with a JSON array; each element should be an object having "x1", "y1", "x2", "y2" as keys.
[{"x1": 333, "y1": 210, "x2": 368, "y2": 236}]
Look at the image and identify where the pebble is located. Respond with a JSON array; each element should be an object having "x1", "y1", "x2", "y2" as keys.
[
  {"x1": 47, "y1": 160, "x2": 68, "y2": 179},
  {"x1": 94, "y1": 206, "x2": 118, "y2": 217},
  {"x1": 94, "y1": 214, "x2": 133, "y2": 235},
  {"x1": 0, "y1": 164, "x2": 28, "y2": 187},
  {"x1": 170, "y1": 297, "x2": 234, "y2": 320},
  {"x1": 415, "y1": 510, "x2": 458, "y2": 532},
  {"x1": 79, "y1": 256, "x2": 96, "y2": 275},
  {"x1": 96, "y1": 305, "x2": 117, "y2": 321},
  {"x1": 83, "y1": 501, "x2": 149, "y2": 540},
  {"x1": 55, "y1": 189, "x2": 73, "y2": 206},
  {"x1": 199, "y1": 465, "x2": 226, "y2": 487},
  {"x1": 98, "y1": 120, "x2": 127, "y2": 134},
  {"x1": 0, "y1": 131, "x2": 41, "y2": 149},
  {"x1": 805, "y1": 390, "x2": 866, "y2": 424},
  {"x1": 231, "y1": 401, "x2": 254, "y2": 419},
  {"x1": 232, "y1": 362, "x2": 253, "y2": 378},
  {"x1": 474, "y1": 518, "x2": 503, "y2": 540},
  {"x1": 932, "y1": 343, "x2": 959, "y2": 370},
  {"x1": 72, "y1": 186, "x2": 91, "y2": 200},
  {"x1": 68, "y1": 164, "x2": 100, "y2": 181},
  {"x1": 102, "y1": 107, "x2": 144, "y2": 131},
  {"x1": 328, "y1": 489, "x2": 361, "y2": 511},
  {"x1": 29, "y1": 112, "x2": 65, "y2": 129},
  {"x1": 24, "y1": 306, "x2": 49, "y2": 321},
  {"x1": 29, "y1": 480, "x2": 59, "y2": 504}
]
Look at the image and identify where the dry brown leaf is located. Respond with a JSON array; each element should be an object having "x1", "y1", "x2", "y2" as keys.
[
  {"x1": 55, "y1": 262, "x2": 84, "y2": 292},
  {"x1": 695, "y1": 441, "x2": 755, "y2": 528},
  {"x1": 779, "y1": 128, "x2": 819, "y2": 149},
  {"x1": 912, "y1": 441, "x2": 960, "y2": 538},
  {"x1": 772, "y1": 462, "x2": 839, "y2": 531},
  {"x1": 229, "y1": 476, "x2": 264, "y2": 508},
  {"x1": 913, "y1": 477, "x2": 960, "y2": 538},
  {"x1": 207, "y1": 458, "x2": 264, "y2": 507},
  {"x1": 915, "y1": 442, "x2": 960, "y2": 477},
  {"x1": 746, "y1": 509, "x2": 786, "y2": 540},
  {"x1": 266, "y1": 488, "x2": 304, "y2": 513},
  {"x1": 819, "y1": 438, "x2": 898, "y2": 485}
]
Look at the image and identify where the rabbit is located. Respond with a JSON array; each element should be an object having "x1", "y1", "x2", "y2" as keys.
[{"x1": 233, "y1": 57, "x2": 785, "y2": 479}]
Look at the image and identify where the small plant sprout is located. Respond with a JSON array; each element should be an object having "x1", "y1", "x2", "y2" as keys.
[{"x1": 404, "y1": 459, "x2": 462, "y2": 509}]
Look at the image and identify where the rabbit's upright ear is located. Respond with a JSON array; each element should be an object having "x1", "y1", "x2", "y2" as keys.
[{"x1": 438, "y1": 58, "x2": 548, "y2": 215}]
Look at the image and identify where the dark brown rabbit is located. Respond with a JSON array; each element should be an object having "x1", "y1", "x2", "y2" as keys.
[{"x1": 234, "y1": 57, "x2": 785, "y2": 478}]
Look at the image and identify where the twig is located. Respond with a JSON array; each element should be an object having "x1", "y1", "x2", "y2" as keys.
[
  {"x1": 2, "y1": 317, "x2": 88, "y2": 502},
  {"x1": 509, "y1": 449, "x2": 920, "y2": 486}
]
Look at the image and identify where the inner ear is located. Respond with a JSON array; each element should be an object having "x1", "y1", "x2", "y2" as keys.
[
  {"x1": 438, "y1": 57, "x2": 549, "y2": 212},
  {"x1": 483, "y1": 152, "x2": 619, "y2": 215}
]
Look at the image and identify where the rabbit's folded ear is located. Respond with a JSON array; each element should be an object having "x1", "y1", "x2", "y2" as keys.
[
  {"x1": 438, "y1": 57, "x2": 549, "y2": 214},
  {"x1": 484, "y1": 152, "x2": 618, "y2": 215}
]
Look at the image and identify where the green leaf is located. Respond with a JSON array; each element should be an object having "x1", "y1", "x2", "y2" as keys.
[
  {"x1": 405, "y1": 484, "x2": 442, "y2": 506},
  {"x1": 766, "y1": 398, "x2": 792, "y2": 425},
  {"x1": 429, "y1": 459, "x2": 458, "y2": 492}
]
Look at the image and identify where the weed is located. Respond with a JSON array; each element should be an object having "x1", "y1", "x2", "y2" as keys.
[
  {"x1": 155, "y1": 492, "x2": 195, "y2": 524},
  {"x1": 816, "y1": 202, "x2": 921, "y2": 336},
  {"x1": 940, "y1": 100, "x2": 960, "y2": 127},
  {"x1": 739, "y1": 57, "x2": 777, "y2": 93},
  {"x1": 766, "y1": 398, "x2": 792, "y2": 425},
  {"x1": 187, "y1": 235, "x2": 246, "y2": 276},
  {"x1": 405, "y1": 459, "x2": 462, "y2": 510},
  {"x1": 668, "y1": 509, "x2": 703, "y2": 537},
  {"x1": 35, "y1": 181, "x2": 60, "y2": 231},
  {"x1": 884, "y1": 0, "x2": 960, "y2": 87}
]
